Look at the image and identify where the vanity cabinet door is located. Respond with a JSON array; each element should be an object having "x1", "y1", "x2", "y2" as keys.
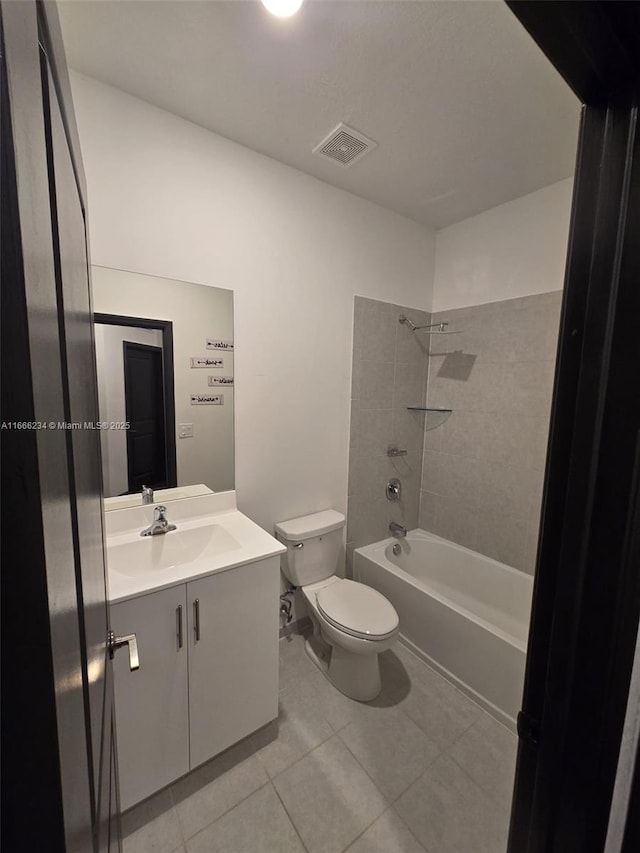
[
  {"x1": 187, "y1": 557, "x2": 280, "y2": 769},
  {"x1": 111, "y1": 587, "x2": 189, "y2": 809}
]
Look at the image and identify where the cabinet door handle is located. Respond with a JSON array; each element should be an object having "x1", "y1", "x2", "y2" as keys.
[
  {"x1": 193, "y1": 598, "x2": 200, "y2": 643},
  {"x1": 176, "y1": 605, "x2": 183, "y2": 649}
]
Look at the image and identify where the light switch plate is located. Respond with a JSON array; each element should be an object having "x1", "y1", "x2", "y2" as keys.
[{"x1": 179, "y1": 423, "x2": 193, "y2": 438}]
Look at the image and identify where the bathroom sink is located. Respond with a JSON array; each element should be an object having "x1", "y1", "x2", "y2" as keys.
[
  {"x1": 104, "y1": 491, "x2": 287, "y2": 605},
  {"x1": 108, "y1": 524, "x2": 242, "y2": 577}
]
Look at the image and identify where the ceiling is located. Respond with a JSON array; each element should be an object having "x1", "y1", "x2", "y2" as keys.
[{"x1": 58, "y1": 0, "x2": 580, "y2": 228}]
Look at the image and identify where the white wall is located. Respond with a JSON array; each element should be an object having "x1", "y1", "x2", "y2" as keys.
[
  {"x1": 432, "y1": 178, "x2": 573, "y2": 312},
  {"x1": 71, "y1": 72, "x2": 435, "y2": 537}
]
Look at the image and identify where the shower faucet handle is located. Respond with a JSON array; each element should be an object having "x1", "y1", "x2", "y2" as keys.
[{"x1": 386, "y1": 479, "x2": 402, "y2": 501}]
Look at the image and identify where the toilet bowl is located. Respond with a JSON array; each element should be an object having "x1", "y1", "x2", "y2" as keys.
[
  {"x1": 302, "y1": 576, "x2": 399, "y2": 701},
  {"x1": 275, "y1": 510, "x2": 399, "y2": 701}
]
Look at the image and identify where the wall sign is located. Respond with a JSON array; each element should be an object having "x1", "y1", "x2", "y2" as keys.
[
  {"x1": 191, "y1": 393, "x2": 224, "y2": 406},
  {"x1": 208, "y1": 376, "x2": 234, "y2": 386},
  {"x1": 191, "y1": 356, "x2": 223, "y2": 368},
  {"x1": 206, "y1": 339, "x2": 234, "y2": 351}
]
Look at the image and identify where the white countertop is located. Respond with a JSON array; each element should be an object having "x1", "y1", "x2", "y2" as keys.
[
  {"x1": 106, "y1": 491, "x2": 286, "y2": 605},
  {"x1": 103, "y1": 483, "x2": 213, "y2": 512}
]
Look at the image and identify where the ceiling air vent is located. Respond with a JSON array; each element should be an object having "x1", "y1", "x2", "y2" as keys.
[{"x1": 313, "y1": 123, "x2": 377, "y2": 168}]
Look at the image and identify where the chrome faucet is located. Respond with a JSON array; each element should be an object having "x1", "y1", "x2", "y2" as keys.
[
  {"x1": 140, "y1": 505, "x2": 177, "y2": 537},
  {"x1": 389, "y1": 521, "x2": 408, "y2": 538},
  {"x1": 141, "y1": 485, "x2": 154, "y2": 505}
]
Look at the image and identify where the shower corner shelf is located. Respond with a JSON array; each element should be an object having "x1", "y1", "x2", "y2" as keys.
[{"x1": 406, "y1": 406, "x2": 452, "y2": 413}]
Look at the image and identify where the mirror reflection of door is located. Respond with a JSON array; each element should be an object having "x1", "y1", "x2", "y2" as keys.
[
  {"x1": 123, "y1": 341, "x2": 167, "y2": 492},
  {"x1": 94, "y1": 314, "x2": 177, "y2": 497}
]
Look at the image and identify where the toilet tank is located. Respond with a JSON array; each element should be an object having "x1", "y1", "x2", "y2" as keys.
[{"x1": 275, "y1": 510, "x2": 345, "y2": 586}]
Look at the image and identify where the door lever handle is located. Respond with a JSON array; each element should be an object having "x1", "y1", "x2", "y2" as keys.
[{"x1": 108, "y1": 630, "x2": 140, "y2": 671}]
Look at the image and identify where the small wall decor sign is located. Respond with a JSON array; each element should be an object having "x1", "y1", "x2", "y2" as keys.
[
  {"x1": 206, "y1": 339, "x2": 234, "y2": 351},
  {"x1": 191, "y1": 393, "x2": 224, "y2": 406},
  {"x1": 191, "y1": 356, "x2": 223, "y2": 368},
  {"x1": 208, "y1": 375, "x2": 234, "y2": 386}
]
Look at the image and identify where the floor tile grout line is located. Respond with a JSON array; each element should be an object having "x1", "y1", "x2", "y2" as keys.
[
  {"x1": 271, "y1": 731, "x2": 389, "y2": 851},
  {"x1": 269, "y1": 779, "x2": 311, "y2": 853},
  {"x1": 334, "y1": 805, "x2": 398, "y2": 853},
  {"x1": 444, "y1": 738, "x2": 517, "y2": 811},
  {"x1": 179, "y1": 779, "x2": 272, "y2": 846},
  {"x1": 386, "y1": 755, "x2": 444, "y2": 808},
  {"x1": 386, "y1": 804, "x2": 430, "y2": 853},
  {"x1": 352, "y1": 704, "x2": 446, "y2": 808},
  {"x1": 332, "y1": 725, "x2": 419, "y2": 813},
  {"x1": 445, "y1": 749, "x2": 516, "y2": 812},
  {"x1": 333, "y1": 798, "x2": 390, "y2": 853},
  {"x1": 178, "y1": 771, "x2": 271, "y2": 844},
  {"x1": 129, "y1": 636, "x2": 515, "y2": 851},
  {"x1": 397, "y1": 640, "x2": 503, "y2": 720},
  {"x1": 265, "y1": 726, "x2": 342, "y2": 783}
]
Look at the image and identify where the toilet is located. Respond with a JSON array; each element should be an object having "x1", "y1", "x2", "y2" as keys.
[{"x1": 275, "y1": 509, "x2": 399, "y2": 702}]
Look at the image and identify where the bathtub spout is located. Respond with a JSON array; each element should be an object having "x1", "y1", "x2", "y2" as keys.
[{"x1": 389, "y1": 521, "x2": 407, "y2": 538}]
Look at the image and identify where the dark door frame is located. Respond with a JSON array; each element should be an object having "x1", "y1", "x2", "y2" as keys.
[
  {"x1": 94, "y1": 312, "x2": 177, "y2": 491},
  {"x1": 2, "y1": 0, "x2": 121, "y2": 849},
  {"x1": 504, "y1": 2, "x2": 640, "y2": 851},
  {"x1": 123, "y1": 340, "x2": 167, "y2": 492}
]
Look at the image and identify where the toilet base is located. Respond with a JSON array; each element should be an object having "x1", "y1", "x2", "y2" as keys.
[{"x1": 304, "y1": 636, "x2": 382, "y2": 702}]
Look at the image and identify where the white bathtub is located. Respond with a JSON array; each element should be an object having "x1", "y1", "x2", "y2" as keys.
[{"x1": 354, "y1": 529, "x2": 533, "y2": 729}]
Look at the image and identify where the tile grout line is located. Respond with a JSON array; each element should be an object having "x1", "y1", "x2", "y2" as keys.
[
  {"x1": 335, "y1": 702, "x2": 444, "y2": 806},
  {"x1": 389, "y1": 804, "x2": 430, "y2": 853},
  {"x1": 443, "y1": 715, "x2": 518, "y2": 806},
  {"x1": 261, "y1": 724, "x2": 336, "y2": 783},
  {"x1": 268, "y1": 727, "x2": 390, "y2": 851},
  {"x1": 180, "y1": 779, "x2": 272, "y2": 846},
  {"x1": 444, "y1": 745, "x2": 515, "y2": 812},
  {"x1": 265, "y1": 720, "x2": 338, "y2": 783},
  {"x1": 270, "y1": 779, "x2": 311, "y2": 853},
  {"x1": 397, "y1": 640, "x2": 500, "y2": 720}
]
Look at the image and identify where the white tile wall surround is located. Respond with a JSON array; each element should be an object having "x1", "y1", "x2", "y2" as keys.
[
  {"x1": 347, "y1": 296, "x2": 430, "y2": 567},
  {"x1": 348, "y1": 292, "x2": 561, "y2": 574},
  {"x1": 420, "y1": 291, "x2": 562, "y2": 573}
]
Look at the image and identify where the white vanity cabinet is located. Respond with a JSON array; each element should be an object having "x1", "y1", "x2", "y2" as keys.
[
  {"x1": 187, "y1": 559, "x2": 280, "y2": 768},
  {"x1": 111, "y1": 555, "x2": 281, "y2": 810},
  {"x1": 111, "y1": 586, "x2": 190, "y2": 810}
]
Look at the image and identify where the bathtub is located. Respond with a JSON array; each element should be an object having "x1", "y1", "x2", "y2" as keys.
[{"x1": 354, "y1": 529, "x2": 533, "y2": 729}]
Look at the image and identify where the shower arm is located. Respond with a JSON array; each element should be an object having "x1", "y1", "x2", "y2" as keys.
[{"x1": 398, "y1": 315, "x2": 460, "y2": 334}]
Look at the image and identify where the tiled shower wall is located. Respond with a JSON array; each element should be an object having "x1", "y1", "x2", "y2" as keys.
[
  {"x1": 347, "y1": 291, "x2": 562, "y2": 576},
  {"x1": 421, "y1": 291, "x2": 562, "y2": 574},
  {"x1": 346, "y1": 297, "x2": 431, "y2": 572}
]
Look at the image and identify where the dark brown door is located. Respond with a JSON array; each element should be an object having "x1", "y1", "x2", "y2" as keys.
[
  {"x1": 123, "y1": 342, "x2": 168, "y2": 492},
  {"x1": 504, "y1": 3, "x2": 640, "y2": 852},
  {"x1": 1, "y1": 2, "x2": 120, "y2": 851}
]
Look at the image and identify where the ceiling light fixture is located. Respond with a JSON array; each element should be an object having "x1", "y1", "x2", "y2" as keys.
[{"x1": 261, "y1": 0, "x2": 304, "y2": 18}]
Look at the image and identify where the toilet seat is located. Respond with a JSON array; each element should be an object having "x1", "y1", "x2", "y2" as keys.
[{"x1": 316, "y1": 579, "x2": 399, "y2": 641}]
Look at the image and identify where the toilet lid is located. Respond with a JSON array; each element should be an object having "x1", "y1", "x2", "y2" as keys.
[{"x1": 316, "y1": 579, "x2": 399, "y2": 640}]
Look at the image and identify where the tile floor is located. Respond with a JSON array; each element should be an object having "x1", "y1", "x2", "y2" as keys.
[{"x1": 122, "y1": 635, "x2": 517, "y2": 853}]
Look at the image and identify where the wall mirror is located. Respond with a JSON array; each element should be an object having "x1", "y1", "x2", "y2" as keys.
[{"x1": 92, "y1": 266, "x2": 234, "y2": 506}]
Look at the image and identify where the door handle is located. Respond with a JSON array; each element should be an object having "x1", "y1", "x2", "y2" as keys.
[
  {"x1": 193, "y1": 598, "x2": 200, "y2": 643},
  {"x1": 176, "y1": 605, "x2": 183, "y2": 649},
  {"x1": 107, "y1": 630, "x2": 140, "y2": 671}
]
